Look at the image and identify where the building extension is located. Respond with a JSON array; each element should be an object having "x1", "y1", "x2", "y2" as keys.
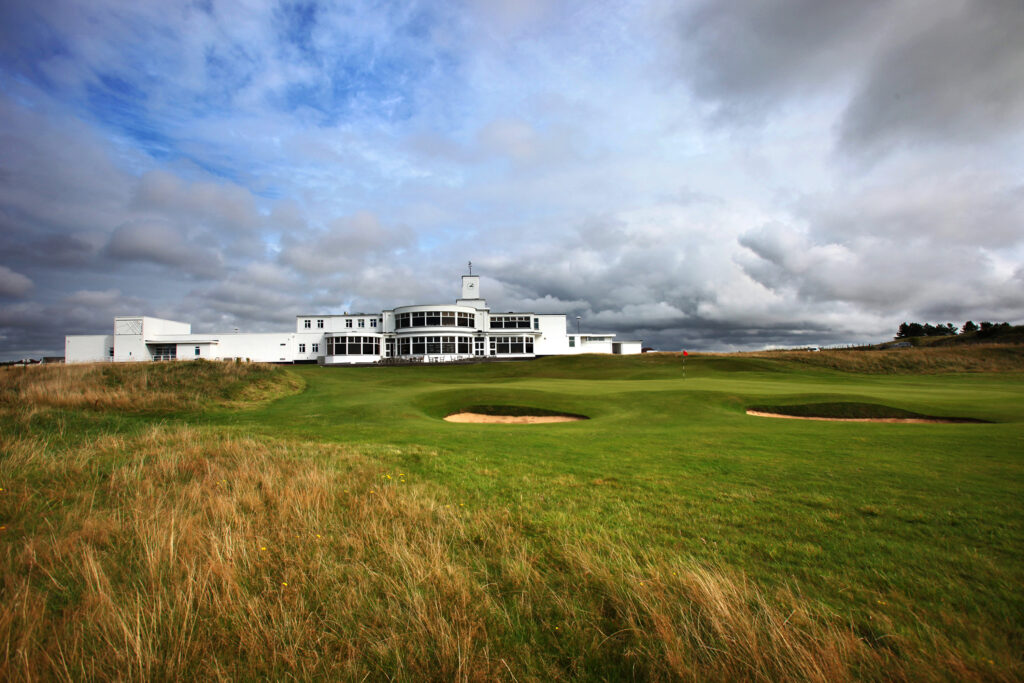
[{"x1": 65, "y1": 274, "x2": 642, "y2": 364}]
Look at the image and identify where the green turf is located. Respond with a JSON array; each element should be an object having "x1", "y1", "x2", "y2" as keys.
[
  {"x1": 7, "y1": 353, "x2": 1023, "y2": 673},
  {"x1": 190, "y1": 354, "x2": 1024, "y2": 658}
]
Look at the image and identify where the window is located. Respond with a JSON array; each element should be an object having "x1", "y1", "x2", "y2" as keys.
[
  {"x1": 396, "y1": 311, "x2": 474, "y2": 329},
  {"x1": 299, "y1": 343, "x2": 306, "y2": 353},
  {"x1": 194, "y1": 346, "x2": 200, "y2": 356},
  {"x1": 490, "y1": 315, "x2": 531, "y2": 329},
  {"x1": 358, "y1": 319, "x2": 365, "y2": 328},
  {"x1": 534, "y1": 318, "x2": 539, "y2": 330},
  {"x1": 108, "y1": 347, "x2": 114, "y2": 357},
  {"x1": 304, "y1": 319, "x2": 311, "y2": 329},
  {"x1": 569, "y1": 337, "x2": 575, "y2": 347},
  {"x1": 345, "y1": 319, "x2": 353, "y2": 328},
  {"x1": 370, "y1": 318, "x2": 377, "y2": 328},
  {"x1": 312, "y1": 343, "x2": 319, "y2": 353},
  {"x1": 488, "y1": 336, "x2": 533, "y2": 355},
  {"x1": 317, "y1": 319, "x2": 324, "y2": 329},
  {"x1": 326, "y1": 336, "x2": 380, "y2": 355}
]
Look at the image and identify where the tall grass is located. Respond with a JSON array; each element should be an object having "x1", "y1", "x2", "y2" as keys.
[
  {"x1": 0, "y1": 361, "x2": 301, "y2": 414},
  {"x1": 744, "y1": 344, "x2": 1024, "y2": 374},
  {"x1": 0, "y1": 425, "x2": 1004, "y2": 681}
]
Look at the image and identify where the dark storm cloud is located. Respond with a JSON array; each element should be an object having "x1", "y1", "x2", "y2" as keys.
[
  {"x1": 676, "y1": 0, "x2": 888, "y2": 118},
  {"x1": 104, "y1": 220, "x2": 223, "y2": 278},
  {"x1": 839, "y1": 0, "x2": 1024, "y2": 152}
]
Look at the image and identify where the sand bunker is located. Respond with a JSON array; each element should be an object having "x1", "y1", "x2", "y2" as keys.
[
  {"x1": 445, "y1": 412, "x2": 584, "y2": 424},
  {"x1": 745, "y1": 410, "x2": 972, "y2": 424}
]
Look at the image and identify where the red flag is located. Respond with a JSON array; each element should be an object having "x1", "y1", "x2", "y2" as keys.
[{"x1": 683, "y1": 350, "x2": 688, "y2": 357}]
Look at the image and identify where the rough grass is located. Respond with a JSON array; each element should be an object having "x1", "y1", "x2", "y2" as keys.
[
  {"x1": 0, "y1": 356, "x2": 1020, "y2": 680},
  {"x1": 0, "y1": 361, "x2": 302, "y2": 415},
  {"x1": 743, "y1": 344, "x2": 1024, "y2": 374},
  {"x1": 0, "y1": 424, "x2": 971, "y2": 682}
]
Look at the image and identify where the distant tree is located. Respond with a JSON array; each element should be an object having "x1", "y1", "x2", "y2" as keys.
[
  {"x1": 943, "y1": 323, "x2": 957, "y2": 335},
  {"x1": 980, "y1": 321, "x2": 994, "y2": 331},
  {"x1": 961, "y1": 321, "x2": 978, "y2": 334},
  {"x1": 896, "y1": 322, "x2": 925, "y2": 338}
]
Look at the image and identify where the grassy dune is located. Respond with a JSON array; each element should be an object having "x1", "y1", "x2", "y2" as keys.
[{"x1": 1, "y1": 352, "x2": 1021, "y2": 680}]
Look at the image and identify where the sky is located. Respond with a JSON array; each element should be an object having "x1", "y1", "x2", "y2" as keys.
[{"x1": 0, "y1": 0, "x2": 1022, "y2": 359}]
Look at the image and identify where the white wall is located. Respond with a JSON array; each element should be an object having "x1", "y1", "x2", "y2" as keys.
[
  {"x1": 214, "y1": 333, "x2": 296, "y2": 363},
  {"x1": 65, "y1": 335, "x2": 113, "y2": 363},
  {"x1": 113, "y1": 317, "x2": 149, "y2": 362},
  {"x1": 615, "y1": 341, "x2": 643, "y2": 355},
  {"x1": 533, "y1": 314, "x2": 570, "y2": 355}
]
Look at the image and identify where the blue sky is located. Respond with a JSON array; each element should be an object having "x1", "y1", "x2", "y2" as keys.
[{"x1": 0, "y1": 0, "x2": 1022, "y2": 359}]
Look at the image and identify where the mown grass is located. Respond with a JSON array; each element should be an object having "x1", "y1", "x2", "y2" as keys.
[{"x1": 1, "y1": 352, "x2": 1021, "y2": 680}]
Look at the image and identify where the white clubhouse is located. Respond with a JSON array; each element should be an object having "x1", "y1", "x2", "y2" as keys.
[{"x1": 65, "y1": 272, "x2": 641, "y2": 364}]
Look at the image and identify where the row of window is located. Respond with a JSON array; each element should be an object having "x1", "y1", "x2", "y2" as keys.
[
  {"x1": 326, "y1": 337, "x2": 380, "y2": 355},
  {"x1": 490, "y1": 336, "x2": 534, "y2": 354},
  {"x1": 489, "y1": 315, "x2": 534, "y2": 329},
  {"x1": 304, "y1": 318, "x2": 379, "y2": 329},
  {"x1": 395, "y1": 311, "x2": 475, "y2": 329},
  {"x1": 397, "y1": 335, "x2": 473, "y2": 355},
  {"x1": 297, "y1": 343, "x2": 320, "y2": 353}
]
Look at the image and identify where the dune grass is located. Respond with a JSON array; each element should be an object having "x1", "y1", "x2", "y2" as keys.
[
  {"x1": 1, "y1": 352, "x2": 1021, "y2": 680},
  {"x1": 744, "y1": 344, "x2": 1024, "y2": 374},
  {"x1": 0, "y1": 360, "x2": 301, "y2": 416}
]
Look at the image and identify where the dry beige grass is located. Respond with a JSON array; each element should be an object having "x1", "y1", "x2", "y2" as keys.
[
  {"x1": 0, "y1": 424, "x2": 985, "y2": 681},
  {"x1": 0, "y1": 361, "x2": 300, "y2": 415},
  {"x1": 742, "y1": 344, "x2": 1024, "y2": 374}
]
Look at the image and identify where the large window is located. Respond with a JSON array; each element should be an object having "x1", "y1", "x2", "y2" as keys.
[
  {"x1": 345, "y1": 319, "x2": 353, "y2": 328},
  {"x1": 396, "y1": 335, "x2": 472, "y2": 356},
  {"x1": 317, "y1": 319, "x2": 324, "y2": 329},
  {"x1": 489, "y1": 336, "x2": 534, "y2": 354},
  {"x1": 152, "y1": 344, "x2": 176, "y2": 361},
  {"x1": 395, "y1": 311, "x2": 474, "y2": 329},
  {"x1": 304, "y1": 319, "x2": 311, "y2": 329},
  {"x1": 490, "y1": 315, "x2": 531, "y2": 329},
  {"x1": 326, "y1": 336, "x2": 381, "y2": 355}
]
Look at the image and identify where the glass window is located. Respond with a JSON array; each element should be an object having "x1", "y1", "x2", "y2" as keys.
[
  {"x1": 312, "y1": 343, "x2": 318, "y2": 353},
  {"x1": 345, "y1": 319, "x2": 353, "y2": 328},
  {"x1": 299, "y1": 343, "x2": 306, "y2": 353},
  {"x1": 442, "y1": 312, "x2": 456, "y2": 326},
  {"x1": 426, "y1": 312, "x2": 441, "y2": 326},
  {"x1": 569, "y1": 337, "x2": 575, "y2": 347},
  {"x1": 304, "y1": 319, "x2": 311, "y2": 329},
  {"x1": 370, "y1": 318, "x2": 377, "y2": 328},
  {"x1": 317, "y1": 319, "x2": 324, "y2": 329},
  {"x1": 412, "y1": 312, "x2": 425, "y2": 326},
  {"x1": 412, "y1": 338, "x2": 425, "y2": 355},
  {"x1": 195, "y1": 346, "x2": 201, "y2": 356},
  {"x1": 358, "y1": 319, "x2": 365, "y2": 328},
  {"x1": 534, "y1": 318, "x2": 539, "y2": 330}
]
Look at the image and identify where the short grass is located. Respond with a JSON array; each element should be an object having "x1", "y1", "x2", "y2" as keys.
[{"x1": 1, "y1": 351, "x2": 1021, "y2": 680}]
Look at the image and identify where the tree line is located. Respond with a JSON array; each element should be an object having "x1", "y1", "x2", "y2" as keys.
[{"x1": 896, "y1": 321, "x2": 1011, "y2": 338}]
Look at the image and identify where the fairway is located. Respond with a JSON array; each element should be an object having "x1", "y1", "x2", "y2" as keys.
[{"x1": 2, "y1": 352, "x2": 1022, "y2": 680}]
